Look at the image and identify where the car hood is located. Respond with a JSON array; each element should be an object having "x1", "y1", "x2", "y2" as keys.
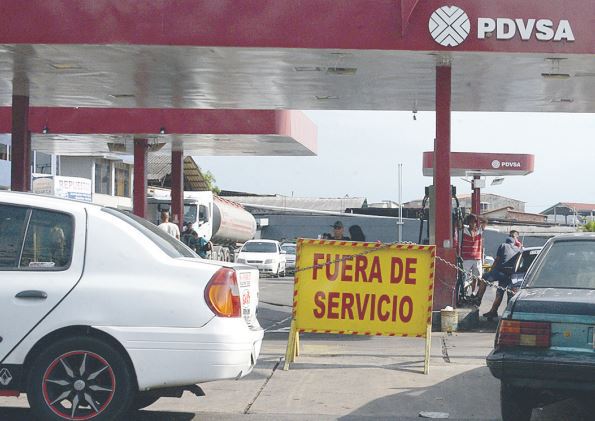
[
  {"x1": 513, "y1": 287, "x2": 595, "y2": 316},
  {"x1": 238, "y1": 252, "x2": 279, "y2": 260}
]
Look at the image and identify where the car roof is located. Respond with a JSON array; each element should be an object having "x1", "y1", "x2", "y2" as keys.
[
  {"x1": 0, "y1": 190, "x2": 102, "y2": 212},
  {"x1": 245, "y1": 239, "x2": 279, "y2": 244},
  {"x1": 550, "y1": 233, "x2": 595, "y2": 242}
]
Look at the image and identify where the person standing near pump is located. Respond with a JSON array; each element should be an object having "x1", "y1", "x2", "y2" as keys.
[
  {"x1": 158, "y1": 209, "x2": 180, "y2": 240},
  {"x1": 510, "y1": 229, "x2": 523, "y2": 249},
  {"x1": 195, "y1": 233, "x2": 210, "y2": 259},
  {"x1": 349, "y1": 224, "x2": 366, "y2": 242},
  {"x1": 480, "y1": 235, "x2": 521, "y2": 320},
  {"x1": 330, "y1": 221, "x2": 350, "y2": 240},
  {"x1": 460, "y1": 214, "x2": 486, "y2": 302}
]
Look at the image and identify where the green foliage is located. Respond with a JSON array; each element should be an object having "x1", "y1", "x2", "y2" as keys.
[
  {"x1": 582, "y1": 221, "x2": 595, "y2": 232},
  {"x1": 203, "y1": 170, "x2": 220, "y2": 194}
]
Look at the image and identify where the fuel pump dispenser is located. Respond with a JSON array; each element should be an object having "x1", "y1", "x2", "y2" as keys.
[{"x1": 418, "y1": 185, "x2": 467, "y2": 306}]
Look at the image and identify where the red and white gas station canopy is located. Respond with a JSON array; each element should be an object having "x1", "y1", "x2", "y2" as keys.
[
  {"x1": 0, "y1": 0, "x2": 594, "y2": 154},
  {"x1": 422, "y1": 152, "x2": 535, "y2": 176},
  {"x1": 0, "y1": 107, "x2": 317, "y2": 156}
]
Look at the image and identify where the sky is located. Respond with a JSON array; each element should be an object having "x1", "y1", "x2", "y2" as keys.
[{"x1": 196, "y1": 111, "x2": 595, "y2": 214}]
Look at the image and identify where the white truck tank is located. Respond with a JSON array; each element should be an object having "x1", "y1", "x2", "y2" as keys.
[{"x1": 211, "y1": 196, "x2": 256, "y2": 245}]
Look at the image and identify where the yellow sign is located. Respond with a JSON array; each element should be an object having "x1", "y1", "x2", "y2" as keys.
[{"x1": 284, "y1": 239, "x2": 436, "y2": 373}]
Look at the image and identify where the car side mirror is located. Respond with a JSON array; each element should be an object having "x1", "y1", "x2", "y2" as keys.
[{"x1": 280, "y1": 250, "x2": 287, "y2": 254}]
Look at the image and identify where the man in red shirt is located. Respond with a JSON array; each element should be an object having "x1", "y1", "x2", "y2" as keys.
[
  {"x1": 510, "y1": 230, "x2": 523, "y2": 249},
  {"x1": 460, "y1": 214, "x2": 486, "y2": 301}
]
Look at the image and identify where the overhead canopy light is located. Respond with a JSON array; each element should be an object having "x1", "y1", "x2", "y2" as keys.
[
  {"x1": 491, "y1": 177, "x2": 505, "y2": 186},
  {"x1": 542, "y1": 57, "x2": 570, "y2": 79},
  {"x1": 148, "y1": 142, "x2": 166, "y2": 152},
  {"x1": 541, "y1": 73, "x2": 571, "y2": 79},
  {"x1": 107, "y1": 142, "x2": 126, "y2": 153},
  {"x1": 326, "y1": 67, "x2": 357, "y2": 75},
  {"x1": 294, "y1": 66, "x2": 323, "y2": 72},
  {"x1": 109, "y1": 93, "x2": 136, "y2": 99},
  {"x1": 49, "y1": 62, "x2": 82, "y2": 70}
]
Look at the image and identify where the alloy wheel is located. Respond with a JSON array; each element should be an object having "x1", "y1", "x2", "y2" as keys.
[{"x1": 41, "y1": 350, "x2": 116, "y2": 420}]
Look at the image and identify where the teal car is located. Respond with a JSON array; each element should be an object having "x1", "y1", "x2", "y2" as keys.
[{"x1": 487, "y1": 233, "x2": 595, "y2": 421}]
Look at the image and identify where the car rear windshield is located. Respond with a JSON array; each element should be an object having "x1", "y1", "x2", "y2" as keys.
[
  {"x1": 526, "y1": 241, "x2": 595, "y2": 289},
  {"x1": 517, "y1": 249, "x2": 540, "y2": 273},
  {"x1": 242, "y1": 242, "x2": 277, "y2": 253},
  {"x1": 281, "y1": 244, "x2": 296, "y2": 254},
  {"x1": 102, "y1": 208, "x2": 197, "y2": 258}
]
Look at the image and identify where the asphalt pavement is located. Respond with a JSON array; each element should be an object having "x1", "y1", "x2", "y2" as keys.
[{"x1": 0, "y1": 277, "x2": 590, "y2": 420}]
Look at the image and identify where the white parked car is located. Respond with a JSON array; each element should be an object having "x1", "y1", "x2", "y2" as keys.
[
  {"x1": 280, "y1": 242, "x2": 296, "y2": 273},
  {"x1": 0, "y1": 192, "x2": 263, "y2": 420},
  {"x1": 236, "y1": 240, "x2": 286, "y2": 277}
]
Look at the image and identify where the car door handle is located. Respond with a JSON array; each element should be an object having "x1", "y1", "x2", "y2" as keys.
[{"x1": 15, "y1": 290, "x2": 48, "y2": 299}]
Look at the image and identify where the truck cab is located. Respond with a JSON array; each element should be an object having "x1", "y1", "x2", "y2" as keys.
[{"x1": 147, "y1": 190, "x2": 256, "y2": 262}]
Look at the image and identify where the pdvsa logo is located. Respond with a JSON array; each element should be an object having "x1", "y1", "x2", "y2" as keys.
[
  {"x1": 429, "y1": 6, "x2": 470, "y2": 47},
  {"x1": 491, "y1": 160, "x2": 521, "y2": 169},
  {"x1": 429, "y1": 6, "x2": 575, "y2": 47}
]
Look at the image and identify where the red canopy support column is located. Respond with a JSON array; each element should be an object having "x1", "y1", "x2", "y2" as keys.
[
  {"x1": 10, "y1": 95, "x2": 30, "y2": 191},
  {"x1": 434, "y1": 64, "x2": 452, "y2": 248},
  {"x1": 171, "y1": 149, "x2": 184, "y2": 230},
  {"x1": 133, "y1": 138, "x2": 148, "y2": 218},
  {"x1": 472, "y1": 175, "x2": 481, "y2": 215},
  {"x1": 433, "y1": 62, "x2": 457, "y2": 310}
]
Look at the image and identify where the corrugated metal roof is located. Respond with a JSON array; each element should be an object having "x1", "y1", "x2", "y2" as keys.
[
  {"x1": 147, "y1": 155, "x2": 209, "y2": 191},
  {"x1": 224, "y1": 195, "x2": 367, "y2": 212},
  {"x1": 147, "y1": 154, "x2": 171, "y2": 180},
  {"x1": 541, "y1": 202, "x2": 595, "y2": 215}
]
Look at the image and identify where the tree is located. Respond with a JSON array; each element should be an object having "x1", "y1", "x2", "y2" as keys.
[
  {"x1": 203, "y1": 170, "x2": 220, "y2": 195},
  {"x1": 582, "y1": 221, "x2": 595, "y2": 232}
]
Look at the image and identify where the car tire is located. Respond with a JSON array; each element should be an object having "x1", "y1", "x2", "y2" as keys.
[
  {"x1": 27, "y1": 335, "x2": 135, "y2": 421},
  {"x1": 500, "y1": 382, "x2": 533, "y2": 421}
]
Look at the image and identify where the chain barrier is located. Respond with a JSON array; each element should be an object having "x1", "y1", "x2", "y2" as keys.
[
  {"x1": 293, "y1": 239, "x2": 511, "y2": 295},
  {"x1": 292, "y1": 239, "x2": 416, "y2": 275},
  {"x1": 432, "y1": 254, "x2": 512, "y2": 294}
]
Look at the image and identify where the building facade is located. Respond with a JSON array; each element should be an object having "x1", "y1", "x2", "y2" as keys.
[{"x1": 0, "y1": 135, "x2": 133, "y2": 208}]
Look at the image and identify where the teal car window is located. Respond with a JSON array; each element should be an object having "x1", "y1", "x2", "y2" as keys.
[{"x1": 527, "y1": 241, "x2": 595, "y2": 289}]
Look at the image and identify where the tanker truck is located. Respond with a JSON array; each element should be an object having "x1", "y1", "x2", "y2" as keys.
[{"x1": 147, "y1": 190, "x2": 256, "y2": 262}]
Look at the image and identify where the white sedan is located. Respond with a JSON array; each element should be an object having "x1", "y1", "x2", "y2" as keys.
[
  {"x1": 280, "y1": 242, "x2": 296, "y2": 273},
  {"x1": 0, "y1": 191, "x2": 263, "y2": 420},
  {"x1": 236, "y1": 239, "x2": 286, "y2": 277}
]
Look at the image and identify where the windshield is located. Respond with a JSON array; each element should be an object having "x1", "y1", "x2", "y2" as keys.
[
  {"x1": 103, "y1": 208, "x2": 197, "y2": 258},
  {"x1": 526, "y1": 241, "x2": 595, "y2": 289},
  {"x1": 184, "y1": 204, "x2": 197, "y2": 225},
  {"x1": 281, "y1": 244, "x2": 296, "y2": 254},
  {"x1": 242, "y1": 241, "x2": 278, "y2": 253}
]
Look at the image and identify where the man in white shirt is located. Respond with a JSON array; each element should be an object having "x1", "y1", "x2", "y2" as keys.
[{"x1": 158, "y1": 210, "x2": 180, "y2": 240}]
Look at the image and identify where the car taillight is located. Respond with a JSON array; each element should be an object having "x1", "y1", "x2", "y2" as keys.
[
  {"x1": 496, "y1": 320, "x2": 551, "y2": 348},
  {"x1": 205, "y1": 268, "x2": 241, "y2": 317}
]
